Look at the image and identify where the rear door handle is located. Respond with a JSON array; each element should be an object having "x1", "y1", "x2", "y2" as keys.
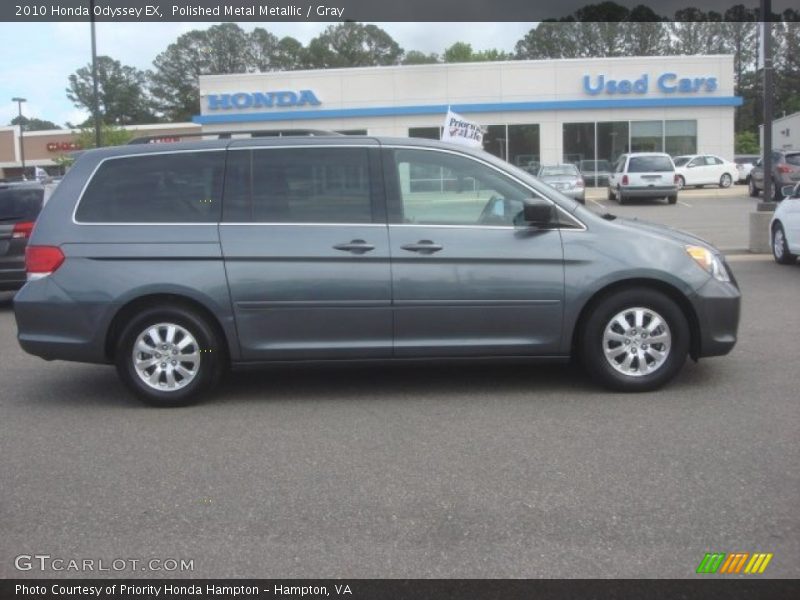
[
  {"x1": 333, "y1": 239, "x2": 375, "y2": 254},
  {"x1": 401, "y1": 240, "x2": 443, "y2": 254}
]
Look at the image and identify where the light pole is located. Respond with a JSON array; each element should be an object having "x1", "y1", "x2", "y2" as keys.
[
  {"x1": 11, "y1": 97, "x2": 27, "y2": 179},
  {"x1": 89, "y1": 0, "x2": 101, "y2": 147}
]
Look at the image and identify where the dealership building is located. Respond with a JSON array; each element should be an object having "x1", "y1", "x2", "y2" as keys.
[
  {"x1": 194, "y1": 55, "x2": 741, "y2": 170},
  {"x1": 1, "y1": 55, "x2": 740, "y2": 179}
]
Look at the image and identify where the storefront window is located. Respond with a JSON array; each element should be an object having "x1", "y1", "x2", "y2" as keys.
[
  {"x1": 631, "y1": 121, "x2": 664, "y2": 153},
  {"x1": 336, "y1": 129, "x2": 368, "y2": 135},
  {"x1": 483, "y1": 125, "x2": 507, "y2": 161},
  {"x1": 508, "y1": 124, "x2": 540, "y2": 173},
  {"x1": 408, "y1": 127, "x2": 441, "y2": 140},
  {"x1": 665, "y1": 120, "x2": 697, "y2": 156},
  {"x1": 563, "y1": 123, "x2": 595, "y2": 167}
]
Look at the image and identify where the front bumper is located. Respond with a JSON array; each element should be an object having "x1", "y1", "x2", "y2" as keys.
[{"x1": 690, "y1": 274, "x2": 741, "y2": 358}]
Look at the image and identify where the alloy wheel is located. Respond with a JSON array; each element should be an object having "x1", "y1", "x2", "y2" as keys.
[
  {"x1": 602, "y1": 307, "x2": 672, "y2": 377},
  {"x1": 132, "y1": 323, "x2": 201, "y2": 391}
]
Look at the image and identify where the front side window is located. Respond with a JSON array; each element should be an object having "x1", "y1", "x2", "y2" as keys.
[
  {"x1": 224, "y1": 147, "x2": 373, "y2": 223},
  {"x1": 76, "y1": 151, "x2": 225, "y2": 223},
  {"x1": 390, "y1": 149, "x2": 532, "y2": 226}
]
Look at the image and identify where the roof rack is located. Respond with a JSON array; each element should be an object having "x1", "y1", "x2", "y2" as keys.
[{"x1": 127, "y1": 129, "x2": 345, "y2": 145}]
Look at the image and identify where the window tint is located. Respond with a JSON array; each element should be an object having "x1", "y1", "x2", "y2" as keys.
[
  {"x1": 0, "y1": 186, "x2": 43, "y2": 222},
  {"x1": 390, "y1": 149, "x2": 531, "y2": 226},
  {"x1": 76, "y1": 152, "x2": 224, "y2": 223},
  {"x1": 539, "y1": 165, "x2": 579, "y2": 176},
  {"x1": 785, "y1": 153, "x2": 800, "y2": 167},
  {"x1": 628, "y1": 156, "x2": 673, "y2": 173},
  {"x1": 224, "y1": 147, "x2": 373, "y2": 223}
]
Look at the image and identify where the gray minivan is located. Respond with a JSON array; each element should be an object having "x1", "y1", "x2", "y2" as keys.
[{"x1": 14, "y1": 136, "x2": 740, "y2": 406}]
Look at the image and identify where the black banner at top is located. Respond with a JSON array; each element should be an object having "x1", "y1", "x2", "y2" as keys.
[{"x1": 2, "y1": 0, "x2": 799, "y2": 22}]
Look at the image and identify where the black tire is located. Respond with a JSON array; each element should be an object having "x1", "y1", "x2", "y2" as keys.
[
  {"x1": 115, "y1": 305, "x2": 223, "y2": 407},
  {"x1": 667, "y1": 194, "x2": 678, "y2": 205},
  {"x1": 617, "y1": 188, "x2": 626, "y2": 205},
  {"x1": 748, "y1": 178, "x2": 759, "y2": 197},
  {"x1": 676, "y1": 175, "x2": 685, "y2": 190},
  {"x1": 719, "y1": 173, "x2": 733, "y2": 188},
  {"x1": 772, "y1": 222, "x2": 797, "y2": 265},
  {"x1": 579, "y1": 288, "x2": 690, "y2": 392}
]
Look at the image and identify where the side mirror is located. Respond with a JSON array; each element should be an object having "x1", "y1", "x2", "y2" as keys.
[
  {"x1": 781, "y1": 184, "x2": 797, "y2": 198},
  {"x1": 523, "y1": 200, "x2": 556, "y2": 227}
]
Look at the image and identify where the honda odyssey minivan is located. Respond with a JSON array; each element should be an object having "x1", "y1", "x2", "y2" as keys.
[{"x1": 14, "y1": 135, "x2": 740, "y2": 406}]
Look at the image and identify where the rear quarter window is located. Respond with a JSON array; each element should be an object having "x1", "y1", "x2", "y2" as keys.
[
  {"x1": 0, "y1": 187, "x2": 44, "y2": 222},
  {"x1": 628, "y1": 156, "x2": 674, "y2": 173},
  {"x1": 75, "y1": 151, "x2": 225, "y2": 223},
  {"x1": 785, "y1": 153, "x2": 800, "y2": 167}
]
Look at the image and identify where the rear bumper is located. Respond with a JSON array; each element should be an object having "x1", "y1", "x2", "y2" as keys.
[
  {"x1": 0, "y1": 258, "x2": 26, "y2": 292},
  {"x1": 618, "y1": 185, "x2": 679, "y2": 198},
  {"x1": 690, "y1": 276, "x2": 741, "y2": 358}
]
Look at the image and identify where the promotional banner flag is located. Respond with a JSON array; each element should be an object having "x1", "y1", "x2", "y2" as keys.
[{"x1": 441, "y1": 108, "x2": 484, "y2": 149}]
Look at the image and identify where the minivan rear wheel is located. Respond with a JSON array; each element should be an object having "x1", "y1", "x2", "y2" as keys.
[
  {"x1": 115, "y1": 306, "x2": 222, "y2": 406},
  {"x1": 580, "y1": 288, "x2": 689, "y2": 392}
]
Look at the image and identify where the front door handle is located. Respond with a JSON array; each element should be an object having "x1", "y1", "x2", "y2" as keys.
[
  {"x1": 333, "y1": 239, "x2": 375, "y2": 254},
  {"x1": 401, "y1": 240, "x2": 443, "y2": 254}
]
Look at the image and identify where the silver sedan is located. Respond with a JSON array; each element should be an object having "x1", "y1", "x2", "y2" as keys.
[{"x1": 536, "y1": 164, "x2": 586, "y2": 203}]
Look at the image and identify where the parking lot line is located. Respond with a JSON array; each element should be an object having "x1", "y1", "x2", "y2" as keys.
[{"x1": 678, "y1": 200, "x2": 693, "y2": 207}]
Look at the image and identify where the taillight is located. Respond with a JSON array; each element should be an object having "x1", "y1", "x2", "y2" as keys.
[
  {"x1": 777, "y1": 164, "x2": 792, "y2": 174},
  {"x1": 622, "y1": 175, "x2": 629, "y2": 185},
  {"x1": 674, "y1": 173, "x2": 681, "y2": 184},
  {"x1": 25, "y1": 246, "x2": 64, "y2": 278},
  {"x1": 12, "y1": 221, "x2": 34, "y2": 239}
]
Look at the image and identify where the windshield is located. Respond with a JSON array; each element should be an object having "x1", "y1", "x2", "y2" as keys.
[
  {"x1": 673, "y1": 157, "x2": 691, "y2": 167},
  {"x1": 628, "y1": 156, "x2": 674, "y2": 173},
  {"x1": 579, "y1": 160, "x2": 610, "y2": 171},
  {"x1": 0, "y1": 186, "x2": 44, "y2": 222},
  {"x1": 540, "y1": 166, "x2": 579, "y2": 177}
]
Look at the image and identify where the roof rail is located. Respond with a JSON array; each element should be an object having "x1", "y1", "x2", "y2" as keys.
[{"x1": 127, "y1": 129, "x2": 345, "y2": 145}]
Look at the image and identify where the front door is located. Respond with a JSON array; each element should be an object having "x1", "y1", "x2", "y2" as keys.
[
  {"x1": 383, "y1": 147, "x2": 565, "y2": 357},
  {"x1": 220, "y1": 144, "x2": 392, "y2": 360}
]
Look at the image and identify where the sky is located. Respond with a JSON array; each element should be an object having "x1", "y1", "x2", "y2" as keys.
[{"x1": 0, "y1": 22, "x2": 534, "y2": 128}]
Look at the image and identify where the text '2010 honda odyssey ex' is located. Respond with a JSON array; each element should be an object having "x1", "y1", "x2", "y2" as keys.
[{"x1": 14, "y1": 135, "x2": 740, "y2": 406}]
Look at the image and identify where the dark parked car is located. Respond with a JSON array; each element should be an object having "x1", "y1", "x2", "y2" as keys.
[
  {"x1": 14, "y1": 136, "x2": 740, "y2": 406},
  {"x1": 749, "y1": 150, "x2": 800, "y2": 201},
  {"x1": 578, "y1": 159, "x2": 612, "y2": 187},
  {"x1": 0, "y1": 182, "x2": 44, "y2": 292}
]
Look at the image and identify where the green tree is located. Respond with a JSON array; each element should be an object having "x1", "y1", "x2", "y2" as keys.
[
  {"x1": 735, "y1": 131, "x2": 759, "y2": 154},
  {"x1": 67, "y1": 55, "x2": 157, "y2": 126},
  {"x1": 9, "y1": 115, "x2": 61, "y2": 131},
  {"x1": 515, "y1": 21, "x2": 582, "y2": 59},
  {"x1": 402, "y1": 50, "x2": 439, "y2": 65},
  {"x1": 76, "y1": 122, "x2": 134, "y2": 149},
  {"x1": 305, "y1": 23, "x2": 403, "y2": 68},
  {"x1": 150, "y1": 23, "x2": 253, "y2": 122}
]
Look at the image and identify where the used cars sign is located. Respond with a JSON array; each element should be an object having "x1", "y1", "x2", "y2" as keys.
[
  {"x1": 583, "y1": 73, "x2": 718, "y2": 95},
  {"x1": 207, "y1": 91, "x2": 321, "y2": 110}
]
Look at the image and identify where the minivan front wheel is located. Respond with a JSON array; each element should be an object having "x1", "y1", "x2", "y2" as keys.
[
  {"x1": 115, "y1": 306, "x2": 222, "y2": 406},
  {"x1": 580, "y1": 288, "x2": 689, "y2": 392}
]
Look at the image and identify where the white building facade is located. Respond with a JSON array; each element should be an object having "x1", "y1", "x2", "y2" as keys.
[{"x1": 195, "y1": 55, "x2": 740, "y2": 170}]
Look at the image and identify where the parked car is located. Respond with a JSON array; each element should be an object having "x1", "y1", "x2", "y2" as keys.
[
  {"x1": 749, "y1": 150, "x2": 800, "y2": 201},
  {"x1": 673, "y1": 154, "x2": 737, "y2": 189},
  {"x1": 771, "y1": 183, "x2": 800, "y2": 264},
  {"x1": 14, "y1": 136, "x2": 740, "y2": 406},
  {"x1": 0, "y1": 182, "x2": 45, "y2": 292},
  {"x1": 734, "y1": 154, "x2": 760, "y2": 183},
  {"x1": 536, "y1": 164, "x2": 586, "y2": 203},
  {"x1": 607, "y1": 153, "x2": 679, "y2": 205},
  {"x1": 578, "y1": 159, "x2": 612, "y2": 187}
]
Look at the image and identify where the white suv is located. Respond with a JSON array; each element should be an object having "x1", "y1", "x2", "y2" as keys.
[{"x1": 608, "y1": 153, "x2": 679, "y2": 205}]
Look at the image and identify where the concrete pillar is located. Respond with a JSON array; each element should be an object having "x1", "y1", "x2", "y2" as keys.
[{"x1": 748, "y1": 204, "x2": 775, "y2": 254}]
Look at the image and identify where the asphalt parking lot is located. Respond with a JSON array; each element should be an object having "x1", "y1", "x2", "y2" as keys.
[{"x1": 1, "y1": 189, "x2": 798, "y2": 579}]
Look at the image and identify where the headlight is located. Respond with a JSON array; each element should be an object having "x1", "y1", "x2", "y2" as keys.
[{"x1": 686, "y1": 245, "x2": 730, "y2": 282}]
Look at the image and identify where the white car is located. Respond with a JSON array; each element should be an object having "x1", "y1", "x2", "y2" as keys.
[
  {"x1": 607, "y1": 152, "x2": 679, "y2": 205},
  {"x1": 771, "y1": 183, "x2": 800, "y2": 264},
  {"x1": 673, "y1": 154, "x2": 738, "y2": 190},
  {"x1": 734, "y1": 154, "x2": 760, "y2": 183}
]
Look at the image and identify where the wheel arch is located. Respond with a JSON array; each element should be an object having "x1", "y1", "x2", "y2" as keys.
[
  {"x1": 570, "y1": 278, "x2": 701, "y2": 361},
  {"x1": 104, "y1": 293, "x2": 232, "y2": 364}
]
